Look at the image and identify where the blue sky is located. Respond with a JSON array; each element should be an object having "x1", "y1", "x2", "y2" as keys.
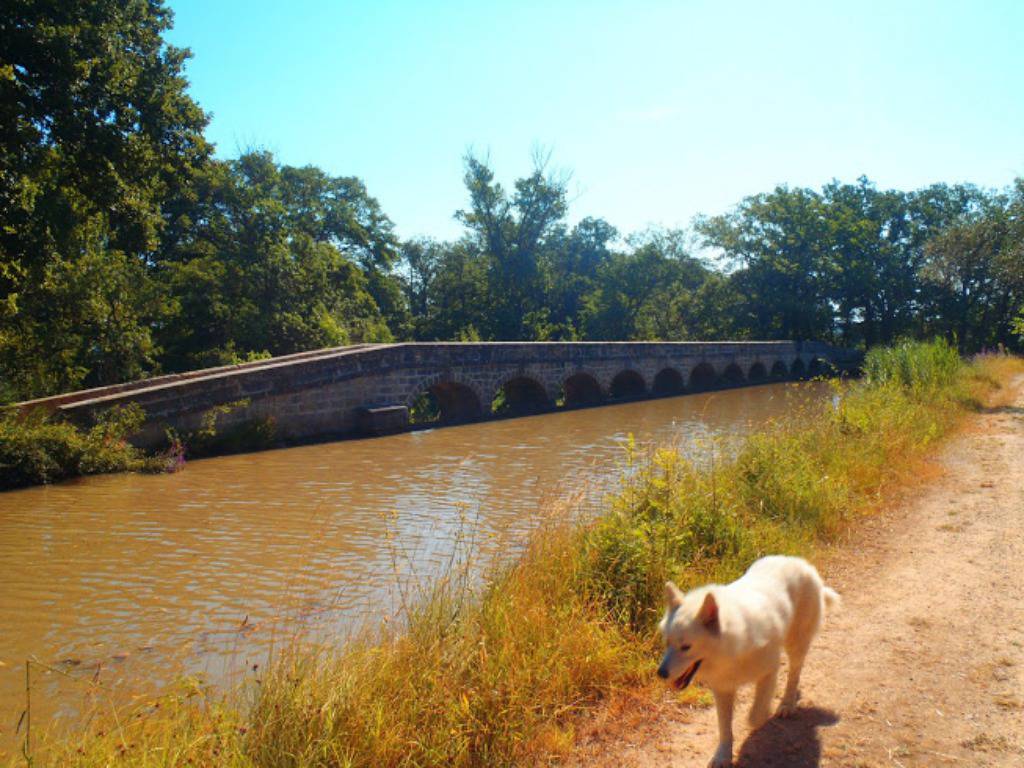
[{"x1": 165, "y1": 0, "x2": 1024, "y2": 241}]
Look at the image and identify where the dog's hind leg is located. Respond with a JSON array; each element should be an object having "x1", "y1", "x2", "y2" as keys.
[
  {"x1": 748, "y1": 667, "x2": 778, "y2": 729},
  {"x1": 778, "y1": 626, "x2": 819, "y2": 720},
  {"x1": 777, "y1": 643, "x2": 809, "y2": 717},
  {"x1": 778, "y1": 579, "x2": 823, "y2": 717},
  {"x1": 778, "y1": 625, "x2": 817, "y2": 716}
]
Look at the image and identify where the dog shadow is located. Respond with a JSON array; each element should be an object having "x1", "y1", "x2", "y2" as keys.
[
  {"x1": 982, "y1": 404, "x2": 1024, "y2": 416},
  {"x1": 734, "y1": 706, "x2": 839, "y2": 768}
]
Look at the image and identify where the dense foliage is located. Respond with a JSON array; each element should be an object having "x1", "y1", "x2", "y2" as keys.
[{"x1": 2, "y1": 2, "x2": 1023, "y2": 406}]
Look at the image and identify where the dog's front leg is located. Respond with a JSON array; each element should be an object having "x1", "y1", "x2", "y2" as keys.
[{"x1": 709, "y1": 689, "x2": 735, "y2": 768}]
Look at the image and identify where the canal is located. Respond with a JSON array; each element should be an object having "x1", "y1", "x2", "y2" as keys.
[{"x1": 0, "y1": 380, "x2": 827, "y2": 752}]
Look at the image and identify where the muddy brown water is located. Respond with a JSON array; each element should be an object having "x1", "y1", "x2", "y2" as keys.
[{"x1": 0, "y1": 382, "x2": 827, "y2": 752}]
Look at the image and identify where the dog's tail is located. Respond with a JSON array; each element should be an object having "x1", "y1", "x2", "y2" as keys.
[{"x1": 822, "y1": 586, "x2": 842, "y2": 611}]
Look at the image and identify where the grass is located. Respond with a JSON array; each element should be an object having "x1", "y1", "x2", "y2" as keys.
[{"x1": 14, "y1": 340, "x2": 1024, "y2": 768}]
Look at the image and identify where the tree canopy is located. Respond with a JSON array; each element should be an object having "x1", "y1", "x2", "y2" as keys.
[
  {"x1": 1, "y1": 1, "x2": 1022, "y2": 404},
  {"x1": 1, "y1": 0, "x2": 209, "y2": 398}
]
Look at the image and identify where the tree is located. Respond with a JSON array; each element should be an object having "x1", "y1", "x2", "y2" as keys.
[
  {"x1": 546, "y1": 217, "x2": 618, "y2": 335},
  {"x1": 401, "y1": 238, "x2": 490, "y2": 341},
  {"x1": 157, "y1": 151, "x2": 397, "y2": 369},
  {"x1": 455, "y1": 152, "x2": 569, "y2": 338},
  {"x1": 0, "y1": 0, "x2": 210, "y2": 398},
  {"x1": 3, "y1": 3, "x2": 1021, "y2": 406},
  {"x1": 822, "y1": 178, "x2": 906, "y2": 345},
  {"x1": 696, "y1": 187, "x2": 834, "y2": 340},
  {"x1": 580, "y1": 229, "x2": 713, "y2": 340},
  {"x1": 920, "y1": 182, "x2": 1024, "y2": 350},
  {"x1": 399, "y1": 238, "x2": 442, "y2": 321}
]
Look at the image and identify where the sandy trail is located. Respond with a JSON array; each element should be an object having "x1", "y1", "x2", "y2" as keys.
[{"x1": 571, "y1": 379, "x2": 1024, "y2": 768}]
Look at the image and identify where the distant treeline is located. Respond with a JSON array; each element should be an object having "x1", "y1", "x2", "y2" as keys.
[{"x1": 2, "y1": 1, "x2": 1022, "y2": 404}]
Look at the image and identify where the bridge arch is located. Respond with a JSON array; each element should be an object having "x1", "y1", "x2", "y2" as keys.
[
  {"x1": 748, "y1": 361, "x2": 768, "y2": 382},
  {"x1": 689, "y1": 362, "x2": 717, "y2": 391},
  {"x1": 808, "y1": 357, "x2": 831, "y2": 377},
  {"x1": 791, "y1": 358, "x2": 806, "y2": 378},
  {"x1": 722, "y1": 362, "x2": 746, "y2": 386},
  {"x1": 492, "y1": 376, "x2": 551, "y2": 415},
  {"x1": 610, "y1": 369, "x2": 646, "y2": 399},
  {"x1": 653, "y1": 367, "x2": 685, "y2": 396},
  {"x1": 770, "y1": 359, "x2": 789, "y2": 378},
  {"x1": 407, "y1": 379, "x2": 483, "y2": 424},
  {"x1": 562, "y1": 372, "x2": 603, "y2": 407}
]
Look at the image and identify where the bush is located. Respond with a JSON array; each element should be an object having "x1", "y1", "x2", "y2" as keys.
[
  {"x1": 177, "y1": 399, "x2": 278, "y2": 458},
  {"x1": 0, "y1": 405, "x2": 165, "y2": 490},
  {"x1": 862, "y1": 337, "x2": 962, "y2": 397}
]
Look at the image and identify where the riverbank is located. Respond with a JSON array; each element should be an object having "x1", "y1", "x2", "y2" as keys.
[
  {"x1": 570, "y1": 368, "x2": 1024, "y2": 767},
  {"x1": 14, "y1": 341, "x2": 1021, "y2": 768}
]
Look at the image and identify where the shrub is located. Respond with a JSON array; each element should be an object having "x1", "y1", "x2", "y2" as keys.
[
  {"x1": 862, "y1": 337, "x2": 962, "y2": 397},
  {"x1": 177, "y1": 399, "x2": 278, "y2": 458},
  {"x1": 0, "y1": 405, "x2": 166, "y2": 490}
]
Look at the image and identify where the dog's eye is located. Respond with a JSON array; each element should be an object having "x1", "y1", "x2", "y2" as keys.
[{"x1": 679, "y1": 643, "x2": 691, "y2": 652}]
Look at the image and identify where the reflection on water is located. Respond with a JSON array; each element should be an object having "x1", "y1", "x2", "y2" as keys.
[{"x1": 0, "y1": 382, "x2": 825, "y2": 749}]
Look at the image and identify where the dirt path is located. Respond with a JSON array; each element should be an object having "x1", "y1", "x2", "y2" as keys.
[{"x1": 571, "y1": 379, "x2": 1024, "y2": 768}]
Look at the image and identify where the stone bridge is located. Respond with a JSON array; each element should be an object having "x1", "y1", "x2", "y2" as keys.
[{"x1": 14, "y1": 341, "x2": 857, "y2": 449}]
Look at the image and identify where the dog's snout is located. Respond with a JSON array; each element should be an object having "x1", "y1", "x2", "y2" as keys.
[{"x1": 656, "y1": 650, "x2": 672, "y2": 679}]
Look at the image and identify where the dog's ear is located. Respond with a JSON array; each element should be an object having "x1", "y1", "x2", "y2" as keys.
[
  {"x1": 664, "y1": 581, "x2": 684, "y2": 609},
  {"x1": 697, "y1": 591, "x2": 719, "y2": 631}
]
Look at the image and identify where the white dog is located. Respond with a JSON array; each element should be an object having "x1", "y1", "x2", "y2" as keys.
[{"x1": 658, "y1": 555, "x2": 839, "y2": 767}]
